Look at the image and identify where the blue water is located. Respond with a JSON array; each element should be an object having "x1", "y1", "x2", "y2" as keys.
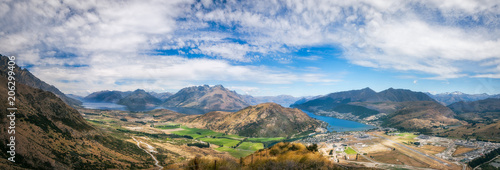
[
  {"x1": 302, "y1": 110, "x2": 376, "y2": 132},
  {"x1": 82, "y1": 102, "x2": 209, "y2": 114},
  {"x1": 82, "y1": 102, "x2": 128, "y2": 111}
]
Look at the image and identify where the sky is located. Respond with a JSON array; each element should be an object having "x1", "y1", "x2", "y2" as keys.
[{"x1": 1, "y1": 0, "x2": 500, "y2": 97}]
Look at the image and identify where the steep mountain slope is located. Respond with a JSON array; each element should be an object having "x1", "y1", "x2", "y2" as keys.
[
  {"x1": 84, "y1": 90, "x2": 128, "y2": 103},
  {"x1": 242, "y1": 95, "x2": 300, "y2": 107},
  {"x1": 0, "y1": 56, "x2": 81, "y2": 107},
  {"x1": 179, "y1": 103, "x2": 321, "y2": 137},
  {"x1": 448, "y1": 98, "x2": 500, "y2": 124},
  {"x1": 0, "y1": 76, "x2": 151, "y2": 169},
  {"x1": 428, "y1": 91, "x2": 492, "y2": 105},
  {"x1": 163, "y1": 85, "x2": 249, "y2": 111},
  {"x1": 118, "y1": 89, "x2": 162, "y2": 111}
]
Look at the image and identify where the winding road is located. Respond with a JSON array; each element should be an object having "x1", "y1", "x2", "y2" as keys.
[{"x1": 132, "y1": 136, "x2": 163, "y2": 170}]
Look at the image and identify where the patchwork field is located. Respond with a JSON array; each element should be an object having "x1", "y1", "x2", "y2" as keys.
[
  {"x1": 345, "y1": 147, "x2": 357, "y2": 155},
  {"x1": 169, "y1": 126, "x2": 279, "y2": 157}
]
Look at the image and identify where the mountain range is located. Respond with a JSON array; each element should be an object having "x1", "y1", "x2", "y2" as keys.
[
  {"x1": 118, "y1": 89, "x2": 162, "y2": 111},
  {"x1": 242, "y1": 95, "x2": 301, "y2": 107},
  {"x1": 440, "y1": 98, "x2": 500, "y2": 141},
  {"x1": 148, "y1": 91, "x2": 173, "y2": 100},
  {"x1": 448, "y1": 98, "x2": 500, "y2": 124},
  {"x1": 84, "y1": 90, "x2": 131, "y2": 103},
  {"x1": 291, "y1": 87, "x2": 434, "y2": 112},
  {"x1": 427, "y1": 91, "x2": 499, "y2": 105},
  {"x1": 291, "y1": 87, "x2": 460, "y2": 131},
  {"x1": 163, "y1": 85, "x2": 249, "y2": 111}
]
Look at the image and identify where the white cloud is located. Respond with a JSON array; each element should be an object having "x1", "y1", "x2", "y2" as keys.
[
  {"x1": 30, "y1": 53, "x2": 334, "y2": 95},
  {"x1": 1, "y1": 0, "x2": 500, "y2": 95},
  {"x1": 227, "y1": 86, "x2": 260, "y2": 95}
]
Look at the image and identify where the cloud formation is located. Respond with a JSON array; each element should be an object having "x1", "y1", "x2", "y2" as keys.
[{"x1": 1, "y1": 0, "x2": 499, "y2": 95}]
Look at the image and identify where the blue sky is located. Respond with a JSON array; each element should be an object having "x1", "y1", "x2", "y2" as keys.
[{"x1": 1, "y1": 0, "x2": 500, "y2": 96}]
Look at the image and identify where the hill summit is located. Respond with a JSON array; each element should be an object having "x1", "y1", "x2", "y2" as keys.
[
  {"x1": 180, "y1": 103, "x2": 321, "y2": 137},
  {"x1": 163, "y1": 85, "x2": 249, "y2": 111},
  {"x1": 118, "y1": 89, "x2": 162, "y2": 111}
]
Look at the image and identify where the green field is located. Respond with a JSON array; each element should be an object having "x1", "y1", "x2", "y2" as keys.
[
  {"x1": 397, "y1": 132, "x2": 418, "y2": 139},
  {"x1": 164, "y1": 126, "x2": 282, "y2": 158},
  {"x1": 246, "y1": 137, "x2": 285, "y2": 142},
  {"x1": 215, "y1": 147, "x2": 256, "y2": 158},
  {"x1": 345, "y1": 147, "x2": 357, "y2": 155},
  {"x1": 155, "y1": 124, "x2": 181, "y2": 129},
  {"x1": 225, "y1": 134, "x2": 246, "y2": 140},
  {"x1": 237, "y1": 142, "x2": 264, "y2": 151},
  {"x1": 199, "y1": 137, "x2": 241, "y2": 147},
  {"x1": 172, "y1": 127, "x2": 224, "y2": 139}
]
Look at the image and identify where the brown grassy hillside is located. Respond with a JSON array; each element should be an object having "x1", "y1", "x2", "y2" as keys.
[
  {"x1": 381, "y1": 101, "x2": 461, "y2": 132},
  {"x1": 179, "y1": 103, "x2": 321, "y2": 137},
  {"x1": 176, "y1": 142, "x2": 341, "y2": 170},
  {"x1": 0, "y1": 76, "x2": 153, "y2": 169}
]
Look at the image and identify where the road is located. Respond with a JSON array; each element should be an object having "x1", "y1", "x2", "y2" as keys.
[
  {"x1": 132, "y1": 136, "x2": 164, "y2": 170},
  {"x1": 374, "y1": 134, "x2": 451, "y2": 167},
  {"x1": 350, "y1": 146, "x2": 378, "y2": 164}
]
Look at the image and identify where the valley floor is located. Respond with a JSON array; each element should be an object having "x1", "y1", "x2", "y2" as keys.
[
  {"x1": 78, "y1": 108, "x2": 292, "y2": 168},
  {"x1": 78, "y1": 107, "x2": 500, "y2": 170}
]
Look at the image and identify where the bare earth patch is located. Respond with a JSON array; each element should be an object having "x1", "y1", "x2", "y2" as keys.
[{"x1": 452, "y1": 146, "x2": 478, "y2": 156}]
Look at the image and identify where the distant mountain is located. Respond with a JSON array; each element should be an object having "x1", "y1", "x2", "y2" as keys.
[
  {"x1": 83, "y1": 90, "x2": 129, "y2": 103},
  {"x1": 149, "y1": 91, "x2": 173, "y2": 100},
  {"x1": 448, "y1": 98, "x2": 500, "y2": 114},
  {"x1": 428, "y1": 91, "x2": 492, "y2": 105},
  {"x1": 448, "y1": 98, "x2": 500, "y2": 124},
  {"x1": 292, "y1": 87, "x2": 433, "y2": 112},
  {"x1": 292, "y1": 87, "x2": 460, "y2": 132},
  {"x1": 179, "y1": 103, "x2": 321, "y2": 137},
  {"x1": 290, "y1": 95, "x2": 322, "y2": 106},
  {"x1": 66, "y1": 94, "x2": 84, "y2": 101},
  {"x1": 118, "y1": 89, "x2": 162, "y2": 111},
  {"x1": 381, "y1": 101, "x2": 460, "y2": 132},
  {"x1": 163, "y1": 85, "x2": 249, "y2": 111},
  {"x1": 83, "y1": 90, "x2": 172, "y2": 103},
  {"x1": 0, "y1": 74, "x2": 151, "y2": 169},
  {"x1": 242, "y1": 95, "x2": 300, "y2": 107},
  {"x1": 291, "y1": 87, "x2": 380, "y2": 111},
  {"x1": 0, "y1": 56, "x2": 81, "y2": 107},
  {"x1": 378, "y1": 88, "x2": 434, "y2": 102}
]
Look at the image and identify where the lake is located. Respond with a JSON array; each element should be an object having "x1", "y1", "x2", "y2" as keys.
[
  {"x1": 82, "y1": 102, "x2": 375, "y2": 132},
  {"x1": 302, "y1": 110, "x2": 376, "y2": 132},
  {"x1": 82, "y1": 102, "x2": 212, "y2": 114},
  {"x1": 82, "y1": 102, "x2": 128, "y2": 111}
]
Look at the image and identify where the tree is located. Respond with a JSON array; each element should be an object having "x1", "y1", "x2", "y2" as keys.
[{"x1": 306, "y1": 144, "x2": 318, "y2": 152}]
